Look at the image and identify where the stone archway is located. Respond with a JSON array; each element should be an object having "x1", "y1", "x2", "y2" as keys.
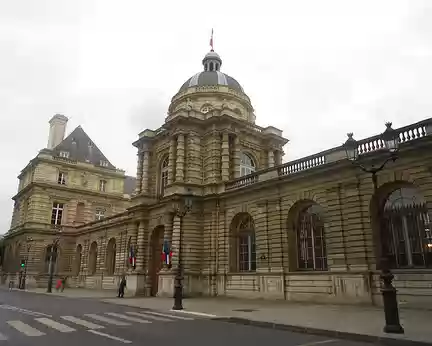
[
  {"x1": 106, "y1": 238, "x2": 116, "y2": 275},
  {"x1": 370, "y1": 181, "x2": 432, "y2": 269},
  {"x1": 74, "y1": 244, "x2": 82, "y2": 276},
  {"x1": 88, "y1": 241, "x2": 98, "y2": 275},
  {"x1": 149, "y1": 226, "x2": 164, "y2": 296},
  {"x1": 286, "y1": 200, "x2": 327, "y2": 271},
  {"x1": 229, "y1": 212, "x2": 256, "y2": 272}
]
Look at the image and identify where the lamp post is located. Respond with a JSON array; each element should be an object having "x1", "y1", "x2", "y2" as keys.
[
  {"x1": 172, "y1": 192, "x2": 193, "y2": 311},
  {"x1": 344, "y1": 122, "x2": 404, "y2": 334},
  {"x1": 19, "y1": 237, "x2": 33, "y2": 290},
  {"x1": 47, "y1": 237, "x2": 61, "y2": 293}
]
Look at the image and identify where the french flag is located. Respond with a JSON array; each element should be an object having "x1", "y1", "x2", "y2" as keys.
[
  {"x1": 162, "y1": 240, "x2": 172, "y2": 266},
  {"x1": 129, "y1": 245, "x2": 136, "y2": 267}
]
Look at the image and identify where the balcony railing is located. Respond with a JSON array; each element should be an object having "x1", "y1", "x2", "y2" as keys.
[{"x1": 225, "y1": 118, "x2": 432, "y2": 191}]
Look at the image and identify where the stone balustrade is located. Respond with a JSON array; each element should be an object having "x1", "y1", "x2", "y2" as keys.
[{"x1": 225, "y1": 118, "x2": 432, "y2": 191}]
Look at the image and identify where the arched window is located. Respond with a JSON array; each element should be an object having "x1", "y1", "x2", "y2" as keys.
[
  {"x1": 106, "y1": 238, "x2": 116, "y2": 275},
  {"x1": 382, "y1": 187, "x2": 432, "y2": 268},
  {"x1": 240, "y1": 153, "x2": 256, "y2": 177},
  {"x1": 159, "y1": 156, "x2": 169, "y2": 196},
  {"x1": 74, "y1": 244, "x2": 82, "y2": 275},
  {"x1": 297, "y1": 204, "x2": 327, "y2": 270},
  {"x1": 230, "y1": 213, "x2": 256, "y2": 272},
  {"x1": 88, "y1": 241, "x2": 98, "y2": 275}
]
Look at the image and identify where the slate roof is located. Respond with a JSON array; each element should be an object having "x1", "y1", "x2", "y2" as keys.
[
  {"x1": 52, "y1": 126, "x2": 116, "y2": 169},
  {"x1": 51, "y1": 125, "x2": 137, "y2": 195}
]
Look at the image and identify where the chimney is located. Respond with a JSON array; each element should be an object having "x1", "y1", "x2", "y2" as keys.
[{"x1": 47, "y1": 114, "x2": 68, "y2": 149}]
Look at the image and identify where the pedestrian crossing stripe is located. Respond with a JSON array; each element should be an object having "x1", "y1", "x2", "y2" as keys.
[
  {"x1": 126, "y1": 311, "x2": 173, "y2": 322},
  {"x1": 7, "y1": 320, "x2": 45, "y2": 337},
  {"x1": 35, "y1": 318, "x2": 76, "y2": 333},
  {"x1": 1, "y1": 310, "x2": 198, "y2": 340},
  {"x1": 84, "y1": 313, "x2": 131, "y2": 326},
  {"x1": 60, "y1": 316, "x2": 104, "y2": 329},
  {"x1": 105, "y1": 312, "x2": 151, "y2": 323}
]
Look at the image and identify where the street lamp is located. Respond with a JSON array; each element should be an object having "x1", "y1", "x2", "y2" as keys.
[
  {"x1": 172, "y1": 191, "x2": 193, "y2": 311},
  {"x1": 344, "y1": 122, "x2": 404, "y2": 334},
  {"x1": 47, "y1": 237, "x2": 61, "y2": 293},
  {"x1": 19, "y1": 237, "x2": 33, "y2": 290}
]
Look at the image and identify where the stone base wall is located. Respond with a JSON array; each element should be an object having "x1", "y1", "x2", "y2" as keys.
[{"x1": 371, "y1": 270, "x2": 432, "y2": 309}]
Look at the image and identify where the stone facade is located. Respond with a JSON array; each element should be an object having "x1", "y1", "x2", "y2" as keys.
[
  {"x1": 2, "y1": 50, "x2": 432, "y2": 308},
  {"x1": 1, "y1": 116, "x2": 135, "y2": 288}
]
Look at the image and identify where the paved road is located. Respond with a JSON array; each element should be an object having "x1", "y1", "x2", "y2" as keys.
[{"x1": 0, "y1": 288, "x2": 377, "y2": 345}]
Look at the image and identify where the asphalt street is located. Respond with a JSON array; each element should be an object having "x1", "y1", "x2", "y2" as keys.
[{"x1": 0, "y1": 288, "x2": 379, "y2": 346}]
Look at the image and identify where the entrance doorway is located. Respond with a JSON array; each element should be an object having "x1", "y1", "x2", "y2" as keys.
[{"x1": 150, "y1": 226, "x2": 164, "y2": 296}]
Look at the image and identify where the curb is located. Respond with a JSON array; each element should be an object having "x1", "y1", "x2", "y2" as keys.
[{"x1": 211, "y1": 317, "x2": 431, "y2": 346}]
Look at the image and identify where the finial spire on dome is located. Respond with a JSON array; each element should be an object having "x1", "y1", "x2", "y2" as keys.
[{"x1": 209, "y1": 28, "x2": 214, "y2": 52}]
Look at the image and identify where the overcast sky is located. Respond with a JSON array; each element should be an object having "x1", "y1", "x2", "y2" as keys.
[{"x1": 1, "y1": 0, "x2": 431, "y2": 234}]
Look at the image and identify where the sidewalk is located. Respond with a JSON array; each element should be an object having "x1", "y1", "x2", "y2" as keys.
[
  {"x1": 102, "y1": 296, "x2": 432, "y2": 345},
  {"x1": 4, "y1": 286, "x2": 122, "y2": 299}
]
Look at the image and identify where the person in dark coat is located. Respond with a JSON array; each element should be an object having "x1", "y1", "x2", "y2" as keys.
[{"x1": 118, "y1": 275, "x2": 126, "y2": 298}]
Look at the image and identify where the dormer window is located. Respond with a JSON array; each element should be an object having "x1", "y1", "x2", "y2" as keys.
[
  {"x1": 100, "y1": 160, "x2": 109, "y2": 167},
  {"x1": 59, "y1": 151, "x2": 69, "y2": 158},
  {"x1": 58, "y1": 172, "x2": 66, "y2": 185}
]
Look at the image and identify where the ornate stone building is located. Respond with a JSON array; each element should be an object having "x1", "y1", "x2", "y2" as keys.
[
  {"x1": 1, "y1": 114, "x2": 135, "y2": 288},
  {"x1": 2, "y1": 49, "x2": 432, "y2": 308}
]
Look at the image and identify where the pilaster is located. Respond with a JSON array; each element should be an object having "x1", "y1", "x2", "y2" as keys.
[
  {"x1": 268, "y1": 150, "x2": 275, "y2": 168},
  {"x1": 171, "y1": 215, "x2": 181, "y2": 268},
  {"x1": 168, "y1": 137, "x2": 176, "y2": 184},
  {"x1": 175, "y1": 134, "x2": 185, "y2": 182},
  {"x1": 136, "y1": 221, "x2": 146, "y2": 270},
  {"x1": 135, "y1": 152, "x2": 143, "y2": 194},
  {"x1": 186, "y1": 133, "x2": 202, "y2": 184},
  {"x1": 141, "y1": 150, "x2": 150, "y2": 194},
  {"x1": 221, "y1": 132, "x2": 230, "y2": 181},
  {"x1": 233, "y1": 135, "x2": 241, "y2": 179}
]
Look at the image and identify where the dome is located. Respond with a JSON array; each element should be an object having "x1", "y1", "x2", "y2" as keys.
[{"x1": 178, "y1": 50, "x2": 244, "y2": 93}]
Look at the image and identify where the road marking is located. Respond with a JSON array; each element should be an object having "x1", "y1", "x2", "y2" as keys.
[
  {"x1": 0, "y1": 332, "x2": 8, "y2": 340},
  {"x1": 105, "y1": 312, "x2": 151, "y2": 323},
  {"x1": 60, "y1": 316, "x2": 104, "y2": 329},
  {"x1": 88, "y1": 330, "x2": 132, "y2": 344},
  {"x1": 85, "y1": 314, "x2": 131, "y2": 326},
  {"x1": 142, "y1": 311, "x2": 193, "y2": 320},
  {"x1": 7, "y1": 320, "x2": 45, "y2": 336},
  {"x1": 35, "y1": 317, "x2": 76, "y2": 332},
  {"x1": 126, "y1": 311, "x2": 173, "y2": 322},
  {"x1": 0, "y1": 304, "x2": 52, "y2": 317},
  {"x1": 169, "y1": 309, "x2": 217, "y2": 318},
  {"x1": 294, "y1": 340, "x2": 336, "y2": 346}
]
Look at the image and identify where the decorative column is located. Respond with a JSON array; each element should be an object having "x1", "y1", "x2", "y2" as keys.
[
  {"x1": 163, "y1": 213, "x2": 174, "y2": 243},
  {"x1": 175, "y1": 134, "x2": 185, "y2": 182},
  {"x1": 171, "y1": 215, "x2": 181, "y2": 268},
  {"x1": 221, "y1": 132, "x2": 230, "y2": 181},
  {"x1": 135, "y1": 152, "x2": 143, "y2": 194},
  {"x1": 233, "y1": 135, "x2": 241, "y2": 178},
  {"x1": 187, "y1": 133, "x2": 202, "y2": 184},
  {"x1": 136, "y1": 221, "x2": 146, "y2": 271},
  {"x1": 141, "y1": 150, "x2": 150, "y2": 194},
  {"x1": 168, "y1": 137, "x2": 176, "y2": 184},
  {"x1": 268, "y1": 149, "x2": 275, "y2": 168}
]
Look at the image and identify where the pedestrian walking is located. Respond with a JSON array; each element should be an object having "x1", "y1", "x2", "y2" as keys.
[
  {"x1": 61, "y1": 276, "x2": 67, "y2": 292},
  {"x1": 118, "y1": 275, "x2": 126, "y2": 298},
  {"x1": 55, "y1": 278, "x2": 62, "y2": 291}
]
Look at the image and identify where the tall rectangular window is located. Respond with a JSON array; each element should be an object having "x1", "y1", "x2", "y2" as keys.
[
  {"x1": 99, "y1": 180, "x2": 106, "y2": 192},
  {"x1": 58, "y1": 172, "x2": 66, "y2": 185},
  {"x1": 51, "y1": 203, "x2": 64, "y2": 225}
]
